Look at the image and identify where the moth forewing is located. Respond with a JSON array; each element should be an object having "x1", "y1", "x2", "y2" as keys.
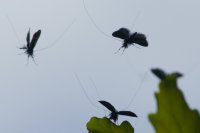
[
  {"x1": 118, "y1": 111, "x2": 137, "y2": 117},
  {"x1": 130, "y1": 32, "x2": 148, "y2": 47},
  {"x1": 99, "y1": 100, "x2": 116, "y2": 112},
  {"x1": 112, "y1": 28, "x2": 130, "y2": 39},
  {"x1": 29, "y1": 30, "x2": 41, "y2": 50},
  {"x1": 26, "y1": 28, "x2": 30, "y2": 46}
]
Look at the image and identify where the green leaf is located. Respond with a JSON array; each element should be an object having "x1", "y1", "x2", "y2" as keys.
[
  {"x1": 149, "y1": 73, "x2": 200, "y2": 133},
  {"x1": 86, "y1": 117, "x2": 134, "y2": 133}
]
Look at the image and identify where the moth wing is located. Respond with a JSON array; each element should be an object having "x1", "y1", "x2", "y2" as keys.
[
  {"x1": 26, "y1": 28, "x2": 30, "y2": 46},
  {"x1": 29, "y1": 30, "x2": 41, "y2": 49},
  {"x1": 151, "y1": 68, "x2": 167, "y2": 80},
  {"x1": 99, "y1": 100, "x2": 116, "y2": 112},
  {"x1": 118, "y1": 111, "x2": 137, "y2": 117},
  {"x1": 130, "y1": 32, "x2": 148, "y2": 47},
  {"x1": 112, "y1": 28, "x2": 130, "y2": 39}
]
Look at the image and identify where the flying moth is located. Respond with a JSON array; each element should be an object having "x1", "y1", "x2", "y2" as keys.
[
  {"x1": 112, "y1": 27, "x2": 148, "y2": 53},
  {"x1": 20, "y1": 28, "x2": 41, "y2": 63},
  {"x1": 99, "y1": 100, "x2": 137, "y2": 123}
]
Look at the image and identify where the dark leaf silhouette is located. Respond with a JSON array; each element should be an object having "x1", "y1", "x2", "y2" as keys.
[
  {"x1": 151, "y1": 68, "x2": 167, "y2": 80},
  {"x1": 151, "y1": 68, "x2": 183, "y2": 80},
  {"x1": 20, "y1": 28, "x2": 41, "y2": 62},
  {"x1": 99, "y1": 100, "x2": 137, "y2": 122},
  {"x1": 112, "y1": 27, "x2": 148, "y2": 52},
  {"x1": 149, "y1": 70, "x2": 200, "y2": 133},
  {"x1": 171, "y1": 72, "x2": 183, "y2": 78}
]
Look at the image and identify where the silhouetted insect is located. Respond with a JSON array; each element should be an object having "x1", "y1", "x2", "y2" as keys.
[
  {"x1": 151, "y1": 68, "x2": 183, "y2": 80},
  {"x1": 112, "y1": 28, "x2": 148, "y2": 53},
  {"x1": 99, "y1": 100, "x2": 137, "y2": 123},
  {"x1": 20, "y1": 28, "x2": 41, "y2": 63}
]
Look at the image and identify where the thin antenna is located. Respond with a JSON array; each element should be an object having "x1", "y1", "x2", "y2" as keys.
[
  {"x1": 6, "y1": 15, "x2": 21, "y2": 45},
  {"x1": 88, "y1": 77, "x2": 102, "y2": 101},
  {"x1": 35, "y1": 19, "x2": 76, "y2": 52},
  {"x1": 123, "y1": 71, "x2": 147, "y2": 110},
  {"x1": 130, "y1": 11, "x2": 141, "y2": 30},
  {"x1": 82, "y1": 0, "x2": 114, "y2": 40},
  {"x1": 74, "y1": 72, "x2": 104, "y2": 110},
  {"x1": 88, "y1": 76, "x2": 107, "y2": 115}
]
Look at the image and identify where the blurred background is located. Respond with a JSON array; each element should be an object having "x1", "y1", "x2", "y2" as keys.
[{"x1": 0, "y1": 0, "x2": 199, "y2": 132}]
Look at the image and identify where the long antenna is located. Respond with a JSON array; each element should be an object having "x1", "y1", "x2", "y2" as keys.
[
  {"x1": 83, "y1": 0, "x2": 141, "y2": 40},
  {"x1": 123, "y1": 71, "x2": 147, "y2": 110},
  {"x1": 82, "y1": 0, "x2": 114, "y2": 40},
  {"x1": 73, "y1": 72, "x2": 104, "y2": 110},
  {"x1": 88, "y1": 76, "x2": 102, "y2": 101},
  {"x1": 6, "y1": 15, "x2": 21, "y2": 45},
  {"x1": 130, "y1": 11, "x2": 141, "y2": 30},
  {"x1": 88, "y1": 76, "x2": 107, "y2": 115},
  {"x1": 35, "y1": 19, "x2": 76, "y2": 52}
]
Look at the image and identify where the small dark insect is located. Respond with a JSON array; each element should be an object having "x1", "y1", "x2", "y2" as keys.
[
  {"x1": 99, "y1": 100, "x2": 137, "y2": 123},
  {"x1": 151, "y1": 68, "x2": 183, "y2": 80},
  {"x1": 112, "y1": 28, "x2": 148, "y2": 53},
  {"x1": 20, "y1": 28, "x2": 41, "y2": 62}
]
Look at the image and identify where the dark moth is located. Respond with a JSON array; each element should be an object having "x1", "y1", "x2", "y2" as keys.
[
  {"x1": 112, "y1": 27, "x2": 148, "y2": 52},
  {"x1": 20, "y1": 28, "x2": 41, "y2": 61},
  {"x1": 99, "y1": 100, "x2": 137, "y2": 122}
]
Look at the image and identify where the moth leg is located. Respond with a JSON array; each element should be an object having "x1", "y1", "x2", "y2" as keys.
[
  {"x1": 17, "y1": 52, "x2": 25, "y2": 55},
  {"x1": 32, "y1": 56, "x2": 37, "y2": 65},
  {"x1": 26, "y1": 56, "x2": 30, "y2": 65},
  {"x1": 121, "y1": 48, "x2": 126, "y2": 55},
  {"x1": 114, "y1": 46, "x2": 123, "y2": 54},
  {"x1": 19, "y1": 46, "x2": 27, "y2": 49},
  {"x1": 116, "y1": 120, "x2": 119, "y2": 125}
]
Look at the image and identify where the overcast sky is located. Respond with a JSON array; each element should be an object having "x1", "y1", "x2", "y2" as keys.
[{"x1": 0, "y1": 0, "x2": 200, "y2": 133}]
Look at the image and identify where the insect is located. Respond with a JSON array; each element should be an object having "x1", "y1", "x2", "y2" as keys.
[
  {"x1": 20, "y1": 28, "x2": 41, "y2": 63},
  {"x1": 112, "y1": 28, "x2": 148, "y2": 53},
  {"x1": 99, "y1": 100, "x2": 137, "y2": 123}
]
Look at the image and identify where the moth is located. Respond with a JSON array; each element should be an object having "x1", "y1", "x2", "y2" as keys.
[
  {"x1": 99, "y1": 100, "x2": 137, "y2": 122},
  {"x1": 112, "y1": 27, "x2": 148, "y2": 52},
  {"x1": 20, "y1": 28, "x2": 41, "y2": 62}
]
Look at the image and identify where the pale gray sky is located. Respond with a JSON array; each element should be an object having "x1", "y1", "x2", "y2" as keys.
[{"x1": 0, "y1": 0, "x2": 200, "y2": 133}]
